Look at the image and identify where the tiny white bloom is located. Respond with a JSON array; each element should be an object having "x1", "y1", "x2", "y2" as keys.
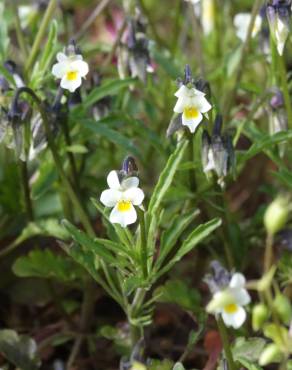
[
  {"x1": 100, "y1": 170, "x2": 144, "y2": 228},
  {"x1": 234, "y1": 13, "x2": 262, "y2": 42},
  {"x1": 207, "y1": 273, "x2": 251, "y2": 329},
  {"x1": 52, "y1": 52, "x2": 89, "y2": 93},
  {"x1": 173, "y1": 84, "x2": 212, "y2": 133}
]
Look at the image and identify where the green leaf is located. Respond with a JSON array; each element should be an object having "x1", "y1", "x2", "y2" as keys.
[
  {"x1": 0, "y1": 3, "x2": 9, "y2": 62},
  {"x1": 155, "y1": 218, "x2": 222, "y2": 279},
  {"x1": 0, "y1": 329, "x2": 39, "y2": 370},
  {"x1": 0, "y1": 219, "x2": 69, "y2": 258},
  {"x1": 39, "y1": 19, "x2": 58, "y2": 71},
  {"x1": 83, "y1": 119, "x2": 140, "y2": 158},
  {"x1": 12, "y1": 249, "x2": 84, "y2": 282},
  {"x1": 155, "y1": 279, "x2": 201, "y2": 312},
  {"x1": 157, "y1": 209, "x2": 200, "y2": 269},
  {"x1": 239, "y1": 130, "x2": 292, "y2": 164},
  {"x1": 62, "y1": 219, "x2": 116, "y2": 265},
  {"x1": 232, "y1": 337, "x2": 266, "y2": 363},
  {"x1": 66, "y1": 144, "x2": 88, "y2": 154},
  {"x1": 148, "y1": 139, "x2": 188, "y2": 216},
  {"x1": 82, "y1": 78, "x2": 137, "y2": 109}
]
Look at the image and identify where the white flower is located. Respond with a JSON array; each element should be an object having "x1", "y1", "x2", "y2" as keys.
[
  {"x1": 173, "y1": 85, "x2": 212, "y2": 133},
  {"x1": 207, "y1": 273, "x2": 251, "y2": 329},
  {"x1": 52, "y1": 52, "x2": 89, "y2": 93},
  {"x1": 234, "y1": 13, "x2": 262, "y2": 42},
  {"x1": 100, "y1": 170, "x2": 145, "y2": 228}
]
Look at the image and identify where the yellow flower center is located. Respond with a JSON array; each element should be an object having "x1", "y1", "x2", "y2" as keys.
[
  {"x1": 66, "y1": 70, "x2": 78, "y2": 81},
  {"x1": 117, "y1": 200, "x2": 131, "y2": 212},
  {"x1": 184, "y1": 106, "x2": 199, "y2": 119},
  {"x1": 224, "y1": 303, "x2": 238, "y2": 314}
]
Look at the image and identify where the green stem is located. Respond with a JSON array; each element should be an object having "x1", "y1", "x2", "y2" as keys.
[
  {"x1": 188, "y1": 133, "x2": 196, "y2": 193},
  {"x1": 222, "y1": 0, "x2": 263, "y2": 122},
  {"x1": 12, "y1": 3, "x2": 29, "y2": 58},
  {"x1": 129, "y1": 288, "x2": 146, "y2": 346},
  {"x1": 264, "y1": 233, "x2": 274, "y2": 274},
  {"x1": 13, "y1": 87, "x2": 94, "y2": 237},
  {"x1": 61, "y1": 115, "x2": 80, "y2": 192},
  {"x1": 19, "y1": 160, "x2": 34, "y2": 222},
  {"x1": 138, "y1": 208, "x2": 148, "y2": 279},
  {"x1": 278, "y1": 51, "x2": 292, "y2": 129},
  {"x1": 25, "y1": 0, "x2": 57, "y2": 75},
  {"x1": 217, "y1": 317, "x2": 236, "y2": 370}
]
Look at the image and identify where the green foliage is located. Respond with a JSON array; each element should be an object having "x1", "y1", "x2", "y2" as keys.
[
  {"x1": 155, "y1": 279, "x2": 201, "y2": 312},
  {"x1": 0, "y1": 329, "x2": 40, "y2": 370},
  {"x1": 12, "y1": 249, "x2": 84, "y2": 282}
]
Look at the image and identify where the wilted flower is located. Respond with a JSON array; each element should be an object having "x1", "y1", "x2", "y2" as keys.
[
  {"x1": 206, "y1": 272, "x2": 251, "y2": 329},
  {"x1": 201, "y1": 115, "x2": 235, "y2": 187},
  {"x1": 266, "y1": 0, "x2": 291, "y2": 55},
  {"x1": 100, "y1": 170, "x2": 144, "y2": 227},
  {"x1": 234, "y1": 13, "x2": 262, "y2": 41},
  {"x1": 52, "y1": 43, "x2": 89, "y2": 93},
  {"x1": 117, "y1": 11, "x2": 153, "y2": 83}
]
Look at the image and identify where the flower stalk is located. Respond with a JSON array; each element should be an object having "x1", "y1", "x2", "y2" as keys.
[
  {"x1": 138, "y1": 208, "x2": 148, "y2": 279},
  {"x1": 217, "y1": 316, "x2": 237, "y2": 370}
]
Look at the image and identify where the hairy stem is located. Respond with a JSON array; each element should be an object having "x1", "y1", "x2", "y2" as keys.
[
  {"x1": 217, "y1": 317, "x2": 236, "y2": 370},
  {"x1": 19, "y1": 159, "x2": 34, "y2": 222}
]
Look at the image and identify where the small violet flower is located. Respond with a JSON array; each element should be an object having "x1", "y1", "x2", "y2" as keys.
[
  {"x1": 207, "y1": 272, "x2": 251, "y2": 329},
  {"x1": 100, "y1": 170, "x2": 144, "y2": 228},
  {"x1": 173, "y1": 84, "x2": 212, "y2": 133},
  {"x1": 52, "y1": 50, "x2": 89, "y2": 93},
  {"x1": 234, "y1": 13, "x2": 262, "y2": 41}
]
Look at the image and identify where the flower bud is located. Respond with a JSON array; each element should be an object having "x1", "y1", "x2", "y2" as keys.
[
  {"x1": 266, "y1": 0, "x2": 291, "y2": 55},
  {"x1": 259, "y1": 343, "x2": 281, "y2": 366},
  {"x1": 252, "y1": 303, "x2": 269, "y2": 331},
  {"x1": 273, "y1": 293, "x2": 292, "y2": 324},
  {"x1": 264, "y1": 196, "x2": 289, "y2": 235}
]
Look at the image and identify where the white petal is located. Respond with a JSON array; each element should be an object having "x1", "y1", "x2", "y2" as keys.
[
  {"x1": 222, "y1": 306, "x2": 246, "y2": 329},
  {"x1": 234, "y1": 13, "x2": 251, "y2": 41},
  {"x1": 100, "y1": 189, "x2": 121, "y2": 207},
  {"x1": 233, "y1": 288, "x2": 251, "y2": 306},
  {"x1": 174, "y1": 85, "x2": 189, "y2": 98},
  {"x1": 196, "y1": 96, "x2": 212, "y2": 113},
  {"x1": 121, "y1": 176, "x2": 139, "y2": 189},
  {"x1": 57, "y1": 52, "x2": 68, "y2": 62},
  {"x1": 71, "y1": 60, "x2": 89, "y2": 77},
  {"x1": 229, "y1": 273, "x2": 246, "y2": 289},
  {"x1": 60, "y1": 75, "x2": 82, "y2": 92},
  {"x1": 124, "y1": 188, "x2": 144, "y2": 205},
  {"x1": 109, "y1": 204, "x2": 137, "y2": 227},
  {"x1": 107, "y1": 171, "x2": 121, "y2": 189},
  {"x1": 173, "y1": 97, "x2": 187, "y2": 113},
  {"x1": 52, "y1": 62, "x2": 67, "y2": 78},
  {"x1": 182, "y1": 111, "x2": 203, "y2": 133}
]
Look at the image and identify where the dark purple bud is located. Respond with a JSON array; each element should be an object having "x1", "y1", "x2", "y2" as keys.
[
  {"x1": 121, "y1": 156, "x2": 138, "y2": 178},
  {"x1": 184, "y1": 64, "x2": 192, "y2": 85},
  {"x1": 213, "y1": 114, "x2": 223, "y2": 136},
  {"x1": 204, "y1": 260, "x2": 231, "y2": 294}
]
